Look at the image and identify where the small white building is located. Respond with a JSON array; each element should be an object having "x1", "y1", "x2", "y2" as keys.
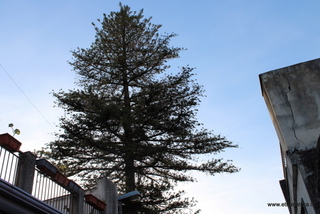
[{"x1": 260, "y1": 58, "x2": 320, "y2": 214}]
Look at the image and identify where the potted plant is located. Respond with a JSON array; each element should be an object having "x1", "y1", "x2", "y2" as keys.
[
  {"x1": 85, "y1": 194, "x2": 99, "y2": 206},
  {"x1": 0, "y1": 123, "x2": 22, "y2": 153},
  {"x1": 97, "y1": 200, "x2": 107, "y2": 211},
  {"x1": 36, "y1": 159, "x2": 58, "y2": 177},
  {"x1": 52, "y1": 171, "x2": 70, "y2": 187},
  {"x1": 66, "y1": 180, "x2": 83, "y2": 194},
  {"x1": 85, "y1": 194, "x2": 106, "y2": 211}
]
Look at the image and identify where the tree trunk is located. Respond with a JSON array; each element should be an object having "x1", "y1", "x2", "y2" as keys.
[
  {"x1": 124, "y1": 156, "x2": 135, "y2": 192},
  {"x1": 124, "y1": 155, "x2": 137, "y2": 214}
]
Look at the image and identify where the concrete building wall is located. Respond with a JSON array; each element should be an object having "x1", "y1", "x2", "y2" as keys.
[
  {"x1": 260, "y1": 58, "x2": 320, "y2": 151},
  {"x1": 260, "y1": 58, "x2": 320, "y2": 214}
]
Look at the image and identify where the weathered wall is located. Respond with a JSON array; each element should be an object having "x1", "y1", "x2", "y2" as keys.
[
  {"x1": 260, "y1": 58, "x2": 320, "y2": 151},
  {"x1": 85, "y1": 177, "x2": 118, "y2": 214}
]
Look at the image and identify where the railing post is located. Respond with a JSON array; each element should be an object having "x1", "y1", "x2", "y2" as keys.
[
  {"x1": 15, "y1": 151, "x2": 36, "y2": 194},
  {"x1": 71, "y1": 189, "x2": 84, "y2": 214}
]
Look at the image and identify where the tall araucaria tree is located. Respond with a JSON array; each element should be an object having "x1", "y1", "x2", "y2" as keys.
[{"x1": 45, "y1": 4, "x2": 239, "y2": 213}]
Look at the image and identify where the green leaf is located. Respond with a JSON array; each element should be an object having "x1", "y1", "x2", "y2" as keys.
[
  {"x1": 8, "y1": 123, "x2": 14, "y2": 127},
  {"x1": 14, "y1": 129, "x2": 20, "y2": 135}
]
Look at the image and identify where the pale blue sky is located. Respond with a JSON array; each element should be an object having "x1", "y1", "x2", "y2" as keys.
[{"x1": 2, "y1": 1, "x2": 320, "y2": 213}]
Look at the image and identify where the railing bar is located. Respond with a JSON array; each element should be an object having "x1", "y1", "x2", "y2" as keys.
[
  {"x1": 65, "y1": 190, "x2": 67, "y2": 213},
  {"x1": 62, "y1": 194, "x2": 64, "y2": 213},
  {"x1": 3, "y1": 150, "x2": 10, "y2": 181},
  {"x1": 41, "y1": 172, "x2": 44, "y2": 199},
  {"x1": 11, "y1": 153, "x2": 18, "y2": 184},
  {"x1": 6, "y1": 151, "x2": 11, "y2": 182},
  {"x1": 63, "y1": 188, "x2": 65, "y2": 211},
  {"x1": 47, "y1": 175, "x2": 51, "y2": 201},
  {"x1": 50, "y1": 179, "x2": 55, "y2": 207},
  {"x1": 54, "y1": 181, "x2": 58, "y2": 209},
  {"x1": 65, "y1": 189, "x2": 68, "y2": 213},
  {"x1": 55, "y1": 185, "x2": 60, "y2": 208},
  {"x1": 0, "y1": 149, "x2": 10, "y2": 180},
  {"x1": 9, "y1": 152, "x2": 15, "y2": 183},
  {"x1": 39, "y1": 172, "x2": 43, "y2": 199},
  {"x1": 52, "y1": 180, "x2": 56, "y2": 209},
  {"x1": 64, "y1": 190, "x2": 67, "y2": 213},
  {"x1": 32, "y1": 171, "x2": 36, "y2": 197},
  {"x1": 54, "y1": 183, "x2": 59, "y2": 211},
  {"x1": 50, "y1": 180, "x2": 53, "y2": 207},
  {"x1": 42, "y1": 172, "x2": 46, "y2": 200},
  {"x1": 59, "y1": 186, "x2": 62, "y2": 212},
  {"x1": 38, "y1": 172, "x2": 43, "y2": 200},
  {"x1": 1, "y1": 150, "x2": 7, "y2": 179},
  {"x1": 46, "y1": 178, "x2": 50, "y2": 205},
  {"x1": 49, "y1": 179, "x2": 54, "y2": 201},
  {"x1": 36, "y1": 171, "x2": 41, "y2": 198},
  {"x1": 15, "y1": 153, "x2": 19, "y2": 183},
  {"x1": 50, "y1": 179, "x2": 54, "y2": 201},
  {"x1": 37, "y1": 171, "x2": 42, "y2": 200},
  {"x1": 47, "y1": 174, "x2": 51, "y2": 201},
  {"x1": 6, "y1": 152, "x2": 12, "y2": 182},
  {"x1": 0, "y1": 149, "x2": 5, "y2": 178},
  {"x1": 0, "y1": 149, "x2": 3, "y2": 178},
  {"x1": 33, "y1": 171, "x2": 38, "y2": 198},
  {"x1": 45, "y1": 176, "x2": 49, "y2": 201},
  {"x1": 10, "y1": 152, "x2": 17, "y2": 183},
  {"x1": 44, "y1": 176, "x2": 48, "y2": 201},
  {"x1": 49, "y1": 177, "x2": 53, "y2": 201},
  {"x1": 8, "y1": 153, "x2": 13, "y2": 183},
  {"x1": 42, "y1": 174, "x2": 46, "y2": 200},
  {"x1": 67, "y1": 190, "x2": 69, "y2": 213},
  {"x1": 41, "y1": 172, "x2": 45, "y2": 199},
  {"x1": 9, "y1": 151, "x2": 17, "y2": 183},
  {"x1": 61, "y1": 187, "x2": 65, "y2": 213}
]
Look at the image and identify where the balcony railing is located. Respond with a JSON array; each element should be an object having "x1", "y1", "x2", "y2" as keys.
[
  {"x1": 0, "y1": 133, "x2": 109, "y2": 214},
  {"x1": 0, "y1": 145, "x2": 19, "y2": 185},
  {"x1": 33, "y1": 168, "x2": 73, "y2": 213}
]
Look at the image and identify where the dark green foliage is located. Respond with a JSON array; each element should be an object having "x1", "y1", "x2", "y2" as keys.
[{"x1": 44, "y1": 4, "x2": 238, "y2": 213}]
